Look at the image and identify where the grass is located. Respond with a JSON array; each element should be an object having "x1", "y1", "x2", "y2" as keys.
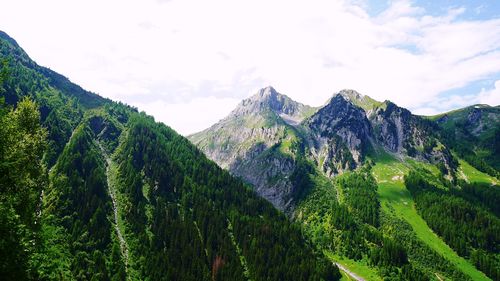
[
  {"x1": 340, "y1": 271, "x2": 353, "y2": 281},
  {"x1": 372, "y1": 154, "x2": 490, "y2": 281},
  {"x1": 324, "y1": 251, "x2": 382, "y2": 281},
  {"x1": 458, "y1": 159, "x2": 498, "y2": 185}
]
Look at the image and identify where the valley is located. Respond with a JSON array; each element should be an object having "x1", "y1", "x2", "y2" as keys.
[
  {"x1": 0, "y1": 28, "x2": 499, "y2": 281},
  {"x1": 191, "y1": 86, "x2": 500, "y2": 280}
]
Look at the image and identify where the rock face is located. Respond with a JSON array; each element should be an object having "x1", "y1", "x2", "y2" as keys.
[
  {"x1": 229, "y1": 86, "x2": 314, "y2": 122},
  {"x1": 190, "y1": 87, "x2": 314, "y2": 211},
  {"x1": 189, "y1": 87, "x2": 457, "y2": 212},
  {"x1": 306, "y1": 94, "x2": 372, "y2": 176}
]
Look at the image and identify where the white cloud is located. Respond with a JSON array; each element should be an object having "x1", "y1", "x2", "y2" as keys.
[
  {"x1": 478, "y1": 80, "x2": 500, "y2": 105},
  {"x1": 134, "y1": 96, "x2": 240, "y2": 135},
  {"x1": 1, "y1": 0, "x2": 499, "y2": 134},
  {"x1": 413, "y1": 80, "x2": 500, "y2": 115}
]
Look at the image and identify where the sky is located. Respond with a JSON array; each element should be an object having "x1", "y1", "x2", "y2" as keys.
[{"x1": 1, "y1": 0, "x2": 500, "y2": 135}]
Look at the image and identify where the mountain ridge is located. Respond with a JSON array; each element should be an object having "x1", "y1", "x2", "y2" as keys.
[
  {"x1": 0, "y1": 31, "x2": 341, "y2": 281},
  {"x1": 190, "y1": 86, "x2": 499, "y2": 280},
  {"x1": 190, "y1": 86, "x2": 458, "y2": 211},
  {"x1": 2, "y1": 28, "x2": 499, "y2": 281}
]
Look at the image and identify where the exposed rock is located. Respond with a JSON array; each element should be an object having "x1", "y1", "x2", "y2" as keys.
[
  {"x1": 436, "y1": 114, "x2": 449, "y2": 124},
  {"x1": 189, "y1": 87, "x2": 313, "y2": 212},
  {"x1": 467, "y1": 108, "x2": 482, "y2": 124},
  {"x1": 305, "y1": 94, "x2": 371, "y2": 174},
  {"x1": 189, "y1": 87, "x2": 459, "y2": 212}
]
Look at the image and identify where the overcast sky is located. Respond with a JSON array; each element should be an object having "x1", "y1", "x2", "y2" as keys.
[{"x1": 2, "y1": 0, "x2": 500, "y2": 135}]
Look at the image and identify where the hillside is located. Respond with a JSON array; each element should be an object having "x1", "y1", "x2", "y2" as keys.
[
  {"x1": 190, "y1": 87, "x2": 456, "y2": 212},
  {"x1": 191, "y1": 87, "x2": 500, "y2": 280},
  {"x1": 0, "y1": 31, "x2": 341, "y2": 280},
  {"x1": 428, "y1": 104, "x2": 500, "y2": 176}
]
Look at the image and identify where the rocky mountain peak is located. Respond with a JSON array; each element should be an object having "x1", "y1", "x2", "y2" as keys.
[
  {"x1": 337, "y1": 89, "x2": 364, "y2": 101},
  {"x1": 306, "y1": 93, "x2": 372, "y2": 173},
  {"x1": 256, "y1": 85, "x2": 279, "y2": 99},
  {"x1": 229, "y1": 86, "x2": 314, "y2": 125},
  {"x1": 320, "y1": 93, "x2": 360, "y2": 116},
  {"x1": 330, "y1": 89, "x2": 383, "y2": 112},
  {"x1": 191, "y1": 86, "x2": 465, "y2": 211}
]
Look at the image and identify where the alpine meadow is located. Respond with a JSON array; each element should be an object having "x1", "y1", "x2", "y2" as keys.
[{"x1": 1, "y1": 1, "x2": 500, "y2": 281}]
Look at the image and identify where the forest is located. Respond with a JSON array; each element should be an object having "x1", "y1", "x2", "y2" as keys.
[
  {"x1": 405, "y1": 170, "x2": 500, "y2": 280},
  {"x1": 0, "y1": 32, "x2": 341, "y2": 280},
  {"x1": 1, "y1": 29, "x2": 499, "y2": 281},
  {"x1": 295, "y1": 166, "x2": 433, "y2": 281}
]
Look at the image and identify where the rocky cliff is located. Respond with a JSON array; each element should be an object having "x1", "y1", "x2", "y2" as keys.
[{"x1": 190, "y1": 87, "x2": 458, "y2": 212}]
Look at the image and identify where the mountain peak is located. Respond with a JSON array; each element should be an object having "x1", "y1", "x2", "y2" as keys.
[
  {"x1": 330, "y1": 89, "x2": 382, "y2": 112},
  {"x1": 230, "y1": 87, "x2": 313, "y2": 122},
  {"x1": 255, "y1": 86, "x2": 279, "y2": 100},
  {"x1": 338, "y1": 89, "x2": 364, "y2": 100}
]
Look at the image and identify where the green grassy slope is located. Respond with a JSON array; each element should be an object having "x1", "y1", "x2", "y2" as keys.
[
  {"x1": 457, "y1": 159, "x2": 498, "y2": 185},
  {"x1": 325, "y1": 252, "x2": 382, "y2": 281},
  {"x1": 372, "y1": 154, "x2": 490, "y2": 281}
]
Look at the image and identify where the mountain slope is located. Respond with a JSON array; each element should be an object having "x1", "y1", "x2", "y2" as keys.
[
  {"x1": 190, "y1": 86, "x2": 316, "y2": 211},
  {"x1": 191, "y1": 88, "x2": 456, "y2": 211},
  {"x1": 0, "y1": 31, "x2": 341, "y2": 280},
  {"x1": 191, "y1": 87, "x2": 498, "y2": 280},
  {"x1": 429, "y1": 104, "x2": 500, "y2": 176}
]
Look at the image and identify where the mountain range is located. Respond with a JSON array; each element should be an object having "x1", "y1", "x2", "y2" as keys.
[
  {"x1": 190, "y1": 86, "x2": 500, "y2": 281},
  {"x1": 190, "y1": 86, "x2": 463, "y2": 212},
  {"x1": 1, "y1": 30, "x2": 499, "y2": 281}
]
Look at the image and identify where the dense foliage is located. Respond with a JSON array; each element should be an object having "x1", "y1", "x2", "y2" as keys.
[
  {"x1": 436, "y1": 108, "x2": 500, "y2": 177},
  {"x1": 0, "y1": 31, "x2": 341, "y2": 280},
  {"x1": 380, "y1": 211, "x2": 468, "y2": 280},
  {"x1": 296, "y1": 169, "x2": 433, "y2": 280},
  {"x1": 454, "y1": 181, "x2": 500, "y2": 217},
  {"x1": 42, "y1": 122, "x2": 122, "y2": 280},
  {"x1": 115, "y1": 114, "x2": 340, "y2": 280},
  {"x1": 0, "y1": 97, "x2": 47, "y2": 280},
  {"x1": 405, "y1": 170, "x2": 500, "y2": 280},
  {"x1": 336, "y1": 170, "x2": 379, "y2": 227}
]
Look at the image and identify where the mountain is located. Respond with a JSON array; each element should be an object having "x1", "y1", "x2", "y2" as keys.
[
  {"x1": 429, "y1": 104, "x2": 500, "y2": 176},
  {"x1": 0, "y1": 31, "x2": 340, "y2": 280},
  {"x1": 191, "y1": 88, "x2": 456, "y2": 212},
  {"x1": 190, "y1": 87, "x2": 500, "y2": 280},
  {"x1": 190, "y1": 86, "x2": 316, "y2": 211}
]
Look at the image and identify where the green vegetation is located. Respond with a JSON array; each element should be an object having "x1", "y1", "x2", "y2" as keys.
[
  {"x1": 337, "y1": 171, "x2": 379, "y2": 227},
  {"x1": 44, "y1": 122, "x2": 121, "y2": 280},
  {"x1": 434, "y1": 105, "x2": 500, "y2": 176},
  {"x1": 0, "y1": 97, "x2": 47, "y2": 280},
  {"x1": 372, "y1": 154, "x2": 490, "y2": 280},
  {"x1": 0, "y1": 31, "x2": 341, "y2": 280},
  {"x1": 2, "y1": 29, "x2": 499, "y2": 281},
  {"x1": 406, "y1": 170, "x2": 499, "y2": 280},
  {"x1": 107, "y1": 113, "x2": 340, "y2": 280},
  {"x1": 458, "y1": 159, "x2": 498, "y2": 185},
  {"x1": 325, "y1": 252, "x2": 382, "y2": 281},
  {"x1": 296, "y1": 164, "x2": 431, "y2": 281}
]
